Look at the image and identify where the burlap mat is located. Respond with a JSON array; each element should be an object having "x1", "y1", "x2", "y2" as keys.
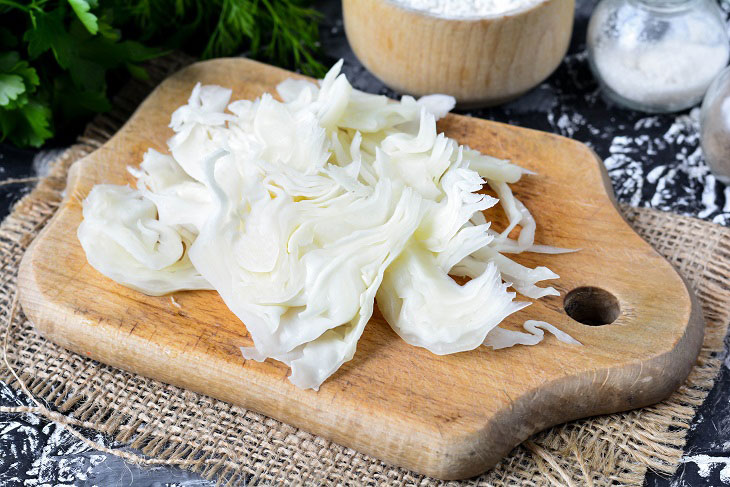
[{"x1": 1, "y1": 54, "x2": 730, "y2": 487}]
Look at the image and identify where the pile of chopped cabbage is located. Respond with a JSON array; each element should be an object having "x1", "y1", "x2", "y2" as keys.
[{"x1": 78, "y1": 61, "x2": 580, "y2": 390}]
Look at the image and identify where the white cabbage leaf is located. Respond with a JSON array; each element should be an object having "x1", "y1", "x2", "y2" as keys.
[
  {"x1": 77, "y1": 185, "x2": 212, "y2": 295},
  {"x1": 377, "y1": 245, "x2": 528, "y2": 355},
  {"x1": 129, "y1": 149, "x2": 212, "y2": 232}
]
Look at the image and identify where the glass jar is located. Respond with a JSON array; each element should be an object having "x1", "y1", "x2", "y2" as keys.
[
  {"x1": 587, "y1": 0, "x2": 729, "y2": 113},
  {"x1": 700, "y1": 66, "x2": 730, "y2": 184}
]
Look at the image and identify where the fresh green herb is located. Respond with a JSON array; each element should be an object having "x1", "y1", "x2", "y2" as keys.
[
  {"x1": 123, "y1": 0, "x2": 324, "y2": 74},
  {"x1": 0, "y1": 51, "x2": 51, "y2": 148},
  {"x1": 1, "y1": 0, "x2": 324, "y2": 148}
]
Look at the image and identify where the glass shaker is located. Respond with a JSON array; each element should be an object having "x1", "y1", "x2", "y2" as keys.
[
  {"x1": 587, "y1": 0, "x2": 729, "y2": 113},
  {"x1": 700, "y1": 66, "x2": 730, "y2": 184}
]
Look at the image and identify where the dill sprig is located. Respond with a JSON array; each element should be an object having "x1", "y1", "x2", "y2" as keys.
[{"x1": 122, "y1": 0, "x2": 325, "y2": 75}]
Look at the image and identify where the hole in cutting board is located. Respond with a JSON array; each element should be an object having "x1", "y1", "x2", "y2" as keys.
[{"x1": 564, "y1": 287, "x2": 620, "y2": 326}]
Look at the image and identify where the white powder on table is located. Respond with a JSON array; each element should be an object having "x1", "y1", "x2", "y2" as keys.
[
  {"x1": 391, "y1": 0, "x2": 543, "y2": 18},
  {"x1": 594, "y1": 41, "x2": 729, "y2": 109}
]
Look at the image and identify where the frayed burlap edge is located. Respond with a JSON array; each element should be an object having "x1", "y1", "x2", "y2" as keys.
[{"x1": 1, "y1": 53, "x2": 729, "y2": 486}]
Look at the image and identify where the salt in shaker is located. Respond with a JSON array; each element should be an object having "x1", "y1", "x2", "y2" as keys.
[{"x1": 587, "y1": 0, "x2": 729, "y2": 113}]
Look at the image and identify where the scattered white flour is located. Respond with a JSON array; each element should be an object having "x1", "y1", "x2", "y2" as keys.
[
  {"x1": 391, "y1": 0, "x2": 543, "y2": 18},
  {"x1": 593, "y1": 41, "x2": 729, "y2": 109},
  {"x1": 682, "y1": 454, "x2": 730, "y2": 482}
]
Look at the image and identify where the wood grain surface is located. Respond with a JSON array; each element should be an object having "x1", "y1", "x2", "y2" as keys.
[
  {"x1": 18, "y1": 58, "x2": 704, "y2": 480},
  {"x1": 343, "y1": 0, "x2": 575, "y2": 106}
]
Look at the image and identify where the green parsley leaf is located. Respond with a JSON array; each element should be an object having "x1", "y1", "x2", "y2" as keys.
[
  {"x1": 25, "y1": 9, "x2": 75, "y2": 68},
  {"x1": 68, "y1": 0, "x2": 99, "y2": 35},
  {"x1": 0, "y1": 99, "x2": 53, "y2": 148},
  {"x1": 0, "y1": 52, "x2": 40, "y2": 109},
  {"x1": 20, "y1": 100, "x2": 53, "y2": 147},
  {"x1": 0, "y1": 54, "x2": 39, "y2": 90},
  {"x1": 0, "y1": 74, "x2": 25, "y2": 106}
]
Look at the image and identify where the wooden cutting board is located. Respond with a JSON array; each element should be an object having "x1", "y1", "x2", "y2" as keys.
[{"x1": 18, "y1": 58, "x2": 704, "y2": 480}]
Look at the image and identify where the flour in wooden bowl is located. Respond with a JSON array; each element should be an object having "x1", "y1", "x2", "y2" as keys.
[{"x1": 390, "y1": 0, "x2": 544, "y2": 18}]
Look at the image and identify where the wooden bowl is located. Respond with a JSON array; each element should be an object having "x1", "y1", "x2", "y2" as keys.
[{"x1": 342, "y1": 0, "x2": 575, "y2": 107}]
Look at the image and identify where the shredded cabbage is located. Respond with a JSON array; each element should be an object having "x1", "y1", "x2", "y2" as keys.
[{"x1": 78, "y1": 60, "x2": 580, "y2": 390}]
